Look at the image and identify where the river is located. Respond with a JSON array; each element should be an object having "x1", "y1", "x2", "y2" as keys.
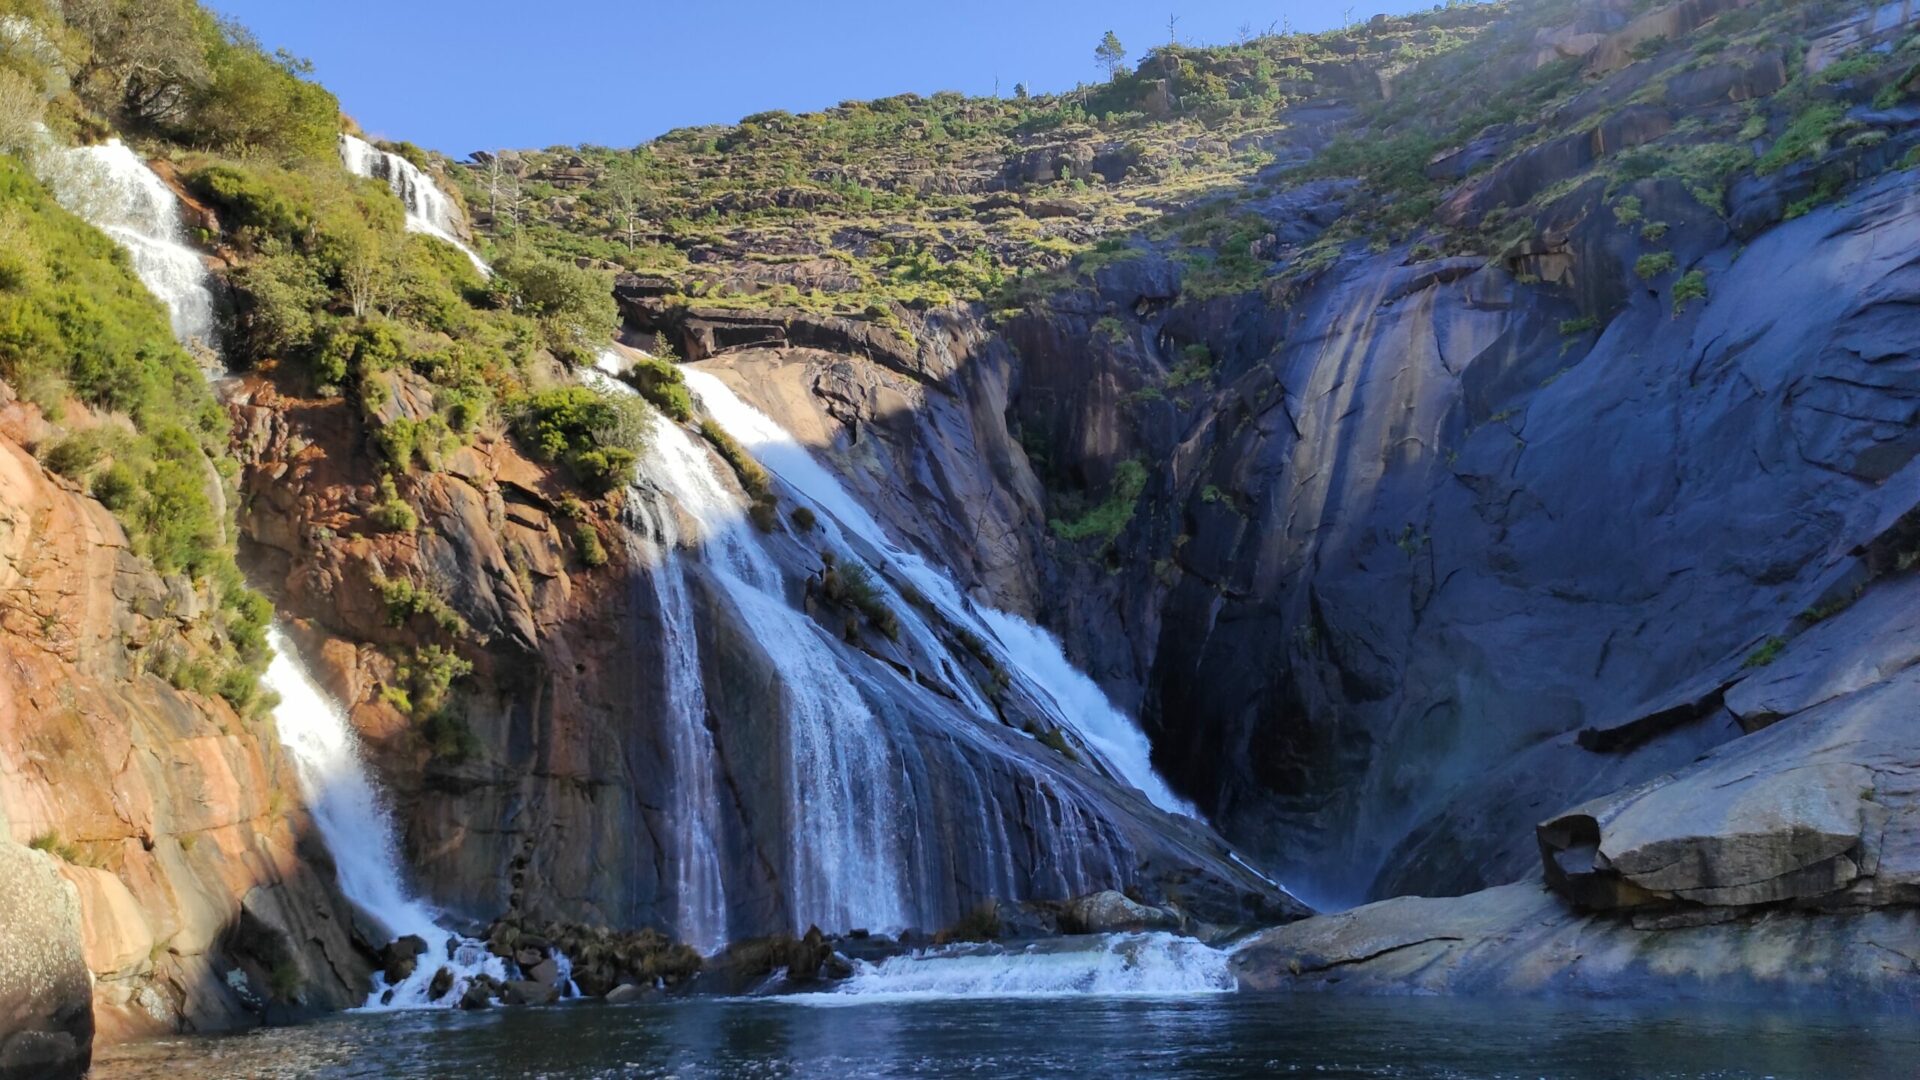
[{"x1": 91, "y1": 992, "x2": 1917, "y2": 1079}]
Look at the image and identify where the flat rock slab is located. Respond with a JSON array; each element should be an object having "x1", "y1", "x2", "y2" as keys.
[
  {"x1": 1541, "y1": 663, "x2": 1920, "y2": 909},
  {"x1": 1234, "y1": 881, "x2": 1920, "y2": 1006}
]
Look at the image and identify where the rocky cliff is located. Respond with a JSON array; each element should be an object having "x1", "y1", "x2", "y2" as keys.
[
  {"x1": 0, "y1": 389, "x2": 370, "y2": 1074},
  {"x1": 585, "y1": 0, "x2": 1920, "y2": 998}
]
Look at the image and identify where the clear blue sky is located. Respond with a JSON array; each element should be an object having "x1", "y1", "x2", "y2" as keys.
[{"x1": 204, "y1": 1, "x2": 1440, "y2": 157}]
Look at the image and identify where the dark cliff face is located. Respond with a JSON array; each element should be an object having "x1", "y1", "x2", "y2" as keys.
[{"x1": 617, "y1": 0, "x2": 1920, "y2": 911}]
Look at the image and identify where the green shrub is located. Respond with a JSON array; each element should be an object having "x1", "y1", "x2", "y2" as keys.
[
  {"x1": 489, "y1": 254, "x2": 617, "y2": 362},
  {"x1": 370, "y1": 475, "x2": 419, "y2": 532},
  {"x1": 512, "y1": 385, "x2": 650, "y2": 493},
  {"x1": 1671, "y1": 270, "x2": 1708, "y2": 314},
  {"x1": 376, "y1": 577, "x2": 466, "y2": 635},
  {"x1": 1743, "y1": 636, "x2": 1785, "y2": 669},
  {"x1": 823, "y1": 558, "x2": 900, "y2": 640},
  {"x1": 699, "y1": 418, "x2": 779, "y2": 530},
  {"x1": 1558, "y1": 316, "x2": 1598, "y2": 336},
  {"x1": 1755, "y1": 104, "x2": 1846, "y2": 177},
  {"x1": 574, "y1": 521, "x2": 607, "y2": 567},
  {"x1": 1635, "y1": 252, "x2": 1676, "y2": 279},
  {"x1": 621, "y1": 355, "x2": 693, "y2": 421},
  {"x1": 179, "y1": 17, "x2": 340, "y2": 162},
  {"x1": 1050, "y1": 459, "x2": 1148, "y2": 547},
  {"x1": 790, "y1": 505, "x2": 817, "y2": 532}
]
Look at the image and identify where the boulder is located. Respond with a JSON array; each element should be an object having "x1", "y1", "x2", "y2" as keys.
[
  {"x1": 425, "y1": 967, "x2": 454, "y2": 1002},
  {"x1": 1064, "y1": 891, "x2": 1180, "y2": 934},
  {"x1": 1540, "y1": 662, "x2": 1920, "y2": 912},
  {"x1": 500, "y1": 980, "x2": 559, "y2": 1007},
  {"x1": 0, "y1": 843, "x2": 91, "y2": 1080},
  {"x1": 604, "y1": 982, "x2": 653, "y2": 1005}
]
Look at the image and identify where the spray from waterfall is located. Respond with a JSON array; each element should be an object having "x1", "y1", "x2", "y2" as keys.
[
  {"x1": 339, "y1": 134, "x2": 490, "y2": 276},
  {"x1": 41, "y1": 140, "x2": 218, "y2": 355},
  {"x1": 681, "y1": 369, "x2": 1199, "y2": 818}
]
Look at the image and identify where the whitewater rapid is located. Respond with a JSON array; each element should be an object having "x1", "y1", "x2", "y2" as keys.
[{"x1": 800, "y1": 933, "x2": 1236, "y2": 1005}]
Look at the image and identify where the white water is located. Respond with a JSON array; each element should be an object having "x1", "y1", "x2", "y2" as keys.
[
  {"x1": 804, "y1": 933, "x2": 1235, "y2": 1004},
  {"x1": 681, "y1": 369, "x2": 1199, "y2": 818},
  {"x1": 339, "y1": 134, "x2": 490, "y2": 276},
  {"x1": 264, "y1": 628, "x2": 515, "y2": 1009},
  {"x1": 42, "y1": 141, "x2": 218, "y2": 353},
  {"x1": 594, "y1": 354, "x2": 911, "y2": 937}
]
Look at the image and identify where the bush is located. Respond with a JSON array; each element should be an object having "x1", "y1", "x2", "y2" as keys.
[
  {"x1": 621, "y1": 354, "x2": 692, "y2": 421},
  {"x1": 1755, "y1": 104, "x2": 1846, "y2": 177},
  {"x1": 513, "y1": 385, "x2": 651, "y2": 493},
  {"x1": 574, "y1": 521, "x2": 607, "y2": 567},
  {"x1": 376, "y1": 576, "x2": 466, "y2": 635},
  {"x1": 1671, "y1": 270, "x2": 1708, "y2": 314},
  {"x1": 1050, "y1": 459, "x2": 1148, "y2": 547},
  {"x1": 790, "y1": 505, "x2": 817, "y2": 532},
  {"x1": 822, "y1": 558, "x2": 900, "y2": 640},
  {"x1": 370, "y1": 475, "x2": 418, "y2": 532},
  {"x1": 490, "y1": 254, "x2": 617, "y2": 361},
  {"x1": 698, "y1": 419, "x2": 778, "y2": 531},
  {"x1": 1634, "y1": 252, "x2": 1676, "y2": 279},
  {"x1": 179, "y1": 17, "x2": 340, "y2": 161}
]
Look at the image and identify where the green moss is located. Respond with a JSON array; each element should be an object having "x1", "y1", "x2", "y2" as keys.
[
  {"x1": 1742, "y1": 636, "x2": 1786, "y2": 669},
  {"x1": 1635, "y1": 251, "x2": 1676, "y2": 279}
]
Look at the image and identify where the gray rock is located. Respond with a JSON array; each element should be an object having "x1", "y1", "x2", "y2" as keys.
[
  {"x1": 1065, "y1": 891, "x2": 1180, "y2": 934},
  {"x1": 500, "y1": 979, "x2": 559, "y2": 1007},
  {"x1": 0, "y1": 842, "x2": 90, "y2": 1080}
]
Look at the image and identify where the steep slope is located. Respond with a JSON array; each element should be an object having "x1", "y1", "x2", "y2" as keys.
[{"x1": 0, "y1": 389, "x2": 368, "y2": 1054}]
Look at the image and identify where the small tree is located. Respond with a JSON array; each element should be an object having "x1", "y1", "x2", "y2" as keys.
[
  {"x1": 1095, "y1": 31, "x2": 1128, "y2": 80},
  {"x1": 1013, "y1": 82, "x2": 1030, "y2": 101},
  {"x1": 605, "y1": 150, "x2": 649, "y2": 253}
]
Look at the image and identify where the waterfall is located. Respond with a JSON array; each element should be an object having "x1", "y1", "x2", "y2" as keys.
[
  {"x1": 41, "y1": 140, "x2": 218, "y2": 355},
  {"x1": 263, "y1": 627, "x2": 515, "y2": 1009},
  {"x1": 338, "y1": 134, "x2": 490, "y2": 276},
  {"x1": 680, "y1": 369, "x2": 1199, "y2": 818},
  {"x1": 809, "y1": 933, "x2": 1236, "y2": 1003},
  {"x1": 594, "y1": 355, "x2": 910, "y2": 937}
]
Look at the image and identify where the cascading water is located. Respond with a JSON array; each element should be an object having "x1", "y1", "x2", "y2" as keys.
[
  {"x1": 680, "y1": 368, "x2": 1199, "y2": 818},
  {"x1": 41, "y1": 140, "x2": 218, "y2": 354},
  {"x1": 338, "y1": 134, "x2": 490, "y2": 275},
  {"x1": 263, "y1": 627, "x2": 517, "y2": 1009},
  {"x1": 594, "y1": 354, "x2": 911, "y2": 936},
  {"x1": 810, "y1": 933, "x2": 1236, "y2": 1003}
]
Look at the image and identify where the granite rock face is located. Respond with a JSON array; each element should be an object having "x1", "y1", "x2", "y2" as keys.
[{"x1": 0, "y1": 417, "x2": 370, "y2": 1049}]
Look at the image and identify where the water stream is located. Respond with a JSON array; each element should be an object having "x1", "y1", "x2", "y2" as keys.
[
  {"x1": 263, "y1": 630, "x2": 513, "y2": 1008},
  {"x1": 339, "y1": 134, "x2": 490, "y2": 275},
  {"x1": 41, "y1": 140, "x2": 218, "y2": 354}
]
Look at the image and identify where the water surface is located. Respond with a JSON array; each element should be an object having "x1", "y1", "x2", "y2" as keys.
[{"x1": 93, "y1": 992, "x2": 1917, "y2": 1079}]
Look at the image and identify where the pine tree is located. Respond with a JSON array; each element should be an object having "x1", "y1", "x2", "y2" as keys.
[{"x1": 1095, "y1": 31, "x2": 1128, "y2": 80}]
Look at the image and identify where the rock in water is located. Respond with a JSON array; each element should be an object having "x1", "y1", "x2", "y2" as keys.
[
  {"x1": 1066, "y1": 891, "x2": 1180, "y2": 934},
  {"x1": 500, "y1": 980, "x2": 559, "y2": 1007},
  {"x1": 0, "y1": 842, "x2": 92, "y2": 1080},
  {"x1": 425, "y1": 968, "x2": 454, "y2": 1002}
]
